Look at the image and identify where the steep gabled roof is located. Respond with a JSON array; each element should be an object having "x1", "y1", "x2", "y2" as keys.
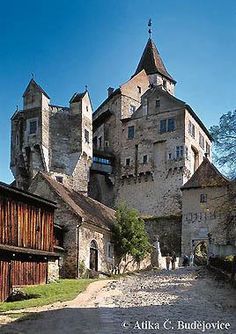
[
  {"x1": 134, "y1": 38, "x2": 176, "y2": 83},
  {"x1": 35, "y1": 172, "x2": 115, "y2": 231},
  {"x1": 23, "y1": 79, "x2": 50, "y2": 99},
  {"x1": 181, "y1": 158, "x2": 230, "y2": 190},
  {"x1": 69, "y1": 91, "x2": 87, "y2": 103}
]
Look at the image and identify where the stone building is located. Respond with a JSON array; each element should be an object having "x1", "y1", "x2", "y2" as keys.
[
  {"x1": 29, "y1": 172, "x2": 115, "y2": 277},
  {"x1": 181, "y1": 157, "x2": 236, "y2": 259},
  {"x1": 10, "y1": 80, "x2": 118, "y2": 277},
  {"x1": 11, "y1": 79, "x2": 92, "y2": 193},
  {"x1": 90, "y1": 37, "x2": 212, "y2": 254}
]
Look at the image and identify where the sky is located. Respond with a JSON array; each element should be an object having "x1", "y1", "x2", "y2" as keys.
[{"x1": 0, "y1": 0, "x2": 236, "y2": 183}]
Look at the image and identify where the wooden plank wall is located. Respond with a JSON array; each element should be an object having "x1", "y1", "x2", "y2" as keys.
[
  {"x1": 11, "y1": 259, "x2": 47, "y2": 286},
  {"x1": 0, "y1": 196, "x2": 54, "y2": 252},
  {"x1": 0, "y1": 259, "x2": 11, "y2": 302}
]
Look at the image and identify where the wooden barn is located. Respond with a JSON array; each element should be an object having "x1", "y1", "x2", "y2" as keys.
[{"x1": 0, "y1": 181, "x2": 58, "y2": 302}]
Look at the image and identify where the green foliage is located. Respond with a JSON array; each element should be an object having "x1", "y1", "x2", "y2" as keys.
[
  {"x1": 0, "y1": 279, "x2": 93, "y2": 312},
  {"x1": 112, "y1": 203, "x2": 151, "y2": 266},
  {"x1": 210, "y1": 110, "x2": 236, "y2": 178}
]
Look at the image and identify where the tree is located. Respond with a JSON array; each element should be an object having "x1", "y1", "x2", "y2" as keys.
[
  {"x1": 112, "y1": 203, "x2": 151, "y2": 272},
  {"x1": 209, "y1": 110, "x2": 236, "y2": 179}
]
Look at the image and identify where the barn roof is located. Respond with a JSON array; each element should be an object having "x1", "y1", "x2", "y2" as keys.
[
  {"x1": 181, "y1": 158, "x2": 230, "y2": 190},
  {"x1": 37, "y1": 173, "x2": 115, "y2": 231}
]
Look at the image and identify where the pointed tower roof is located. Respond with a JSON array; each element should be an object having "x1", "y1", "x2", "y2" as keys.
[
  {"x1": 134, "y1": 38, "x2": 176, "y2": 83},
  {"x1": 23, "y1": 79, "x2": 50, "y2": 99},
  {"x1": 181, "y1": 158, "x2": 230, "y2": 190},
  {"x1": 69, "y1": 91, "x2": 87, "y2": 103}
]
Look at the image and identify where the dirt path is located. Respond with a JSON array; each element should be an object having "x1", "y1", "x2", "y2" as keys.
[{"x1": 0, "y1": 268, "x2": 235, "y2": 334}]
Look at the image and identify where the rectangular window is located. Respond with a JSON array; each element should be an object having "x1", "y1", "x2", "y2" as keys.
[
  {"x1": 143, "y1": 155, "x2": 148, "y2": 164},
  {"x1": 93, "y1": 136, "x2": 97, "y2": 148},
  {"x1": 206, "y1": 142, "x2": 211, "y2": 156},
  {"x1": 168, "y1": 118, "x2": 175, "y2": 132},
  {"x1": 126, "y1": 158, "x2": 130, "y2": 166},
  {"x1": 163, "y1": 80, "x2": 167, "y2": 89},
  {"x1": 137, "y1": 86, "x2": 142, "y2": 94},
  {"x1": 98, "y1": 136, "x2": 102, "y2": 148},
  {"x1": 85, "y1": 129, "x2": 89, "y2": 143},
  {"x1": 129, "y1": 105, "x2": 136, "y2": 115},
  {"x1": 176, "y1": 146, "x2": 184, "y2": 159},
  {"x1": 168, "y1": 153, "x2": 172, "y2": 160},
  {"x1": 188, "y1": 120, "x2": 195, "y2": 138},
  {"x1": 29, "y1": 120, "x2": 37, "y2": 134},
  {"x1": 185, "y1": 146, "x2": 189, "y2": 159},
  {"x1": 128, "y1": 126, "x2": 135, "y2": 139},
  {"x1": 156, "y1": 99, "x2": 160, "y2": 108},
  {"x1": 160, "y1": 118, "x2": 175, "y2": 133},
  {"x1": 107, "y1": 242, "x2": 114, "y2": 259},
  {"x1": 160, "y1": 119, "x2": 167, "y2": 133},
  {"x1": 200, "y1": 194, "x2": 207, "y2": 203},
  {"x1": 199, "y1": 133, "x2": 205, "y2": 149}
]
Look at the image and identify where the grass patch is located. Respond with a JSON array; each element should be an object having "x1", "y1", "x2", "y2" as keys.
[{"x1": 0, "y1": 279, "x2": 94, "y2": 313}]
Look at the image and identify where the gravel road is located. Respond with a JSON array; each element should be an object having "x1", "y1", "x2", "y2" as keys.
[{"x1": 0, "y1": 267, "x2": 235, "y2": 334}]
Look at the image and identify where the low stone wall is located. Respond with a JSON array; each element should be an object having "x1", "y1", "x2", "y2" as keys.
[
  {"x1": 145, "y1": 215, "x2": 182, "y2": 256},
  {"x1": 119, "y1": 254, "x2": 151, "y2": 273}
]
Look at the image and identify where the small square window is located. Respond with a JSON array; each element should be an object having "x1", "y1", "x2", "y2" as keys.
[
  {"x1": 143, "y1": 155, "x2": 148, "y2": 164},
  {"x1": 128, "y1": 126, "x2": 135, "y2": 139},
  {"x1": 29, "y1": 120, "x2": 37, "y2": 134},
  {"x1": 85, "y1": 129, "x2": 89, "y2": 143},
  {"x1": 200, "y1": 194, "x2": 207, "y2": 203},
  {"x1": 126, "y1": 158, "x2": 130, "y2": 166}
]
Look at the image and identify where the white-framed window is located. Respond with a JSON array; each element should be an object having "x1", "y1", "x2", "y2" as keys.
[
  {"x1": 188, "y1": 121, "x2": 195, "y2": 138},
  {"x1": 27, "y1": 118, "x2": 38, "y2": 135},
  {"x1": 176, "y1": 146, "x2": 184, "y2": 159}
]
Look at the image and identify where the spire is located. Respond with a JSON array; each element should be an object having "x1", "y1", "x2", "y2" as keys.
[
  {"x1": 148, "y1": 18, "x2": 152, "y2": 39},
  {"x1": 134, "y1": 37, "x2": 176, "y2": 84},
  {"x1": 23, "y1": 78, "x2": 50, "y2": 99}
]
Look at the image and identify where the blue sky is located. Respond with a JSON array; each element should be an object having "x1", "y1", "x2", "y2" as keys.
[{"x1": 1, "y1": 0, "x2": 236, "y2": 183}]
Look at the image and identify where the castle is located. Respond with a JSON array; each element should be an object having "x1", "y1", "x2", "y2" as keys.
[{"x1": 10, "y1": 32, "x2": 213, "y2": 261}]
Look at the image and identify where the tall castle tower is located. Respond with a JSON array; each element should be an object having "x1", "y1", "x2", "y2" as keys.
[{"x1": 11, "y1": 79, "x2": 93, "y2": 193}]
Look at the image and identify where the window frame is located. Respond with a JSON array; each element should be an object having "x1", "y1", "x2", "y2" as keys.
[{"x1": 128, "y1": 126, "x2": 135, "y2": 139}]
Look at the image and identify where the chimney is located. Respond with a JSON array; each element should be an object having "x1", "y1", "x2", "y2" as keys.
[{"x1": 107, "y1": 87, "x2": 114, "y2": 97}]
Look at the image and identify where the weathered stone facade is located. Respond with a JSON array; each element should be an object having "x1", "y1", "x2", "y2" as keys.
[
  {"x1": 11, "y1": 80, "x2": 92, "y2": 193},
  {"x1": 181, "y1": 158, "x2": 236, "y2": 257},
  {"x1": 29, "y1": 172, "x2": 116, "y2": 277},
  {"x1": 89, "y1": 36, "x2": 213, "y2": 258}
]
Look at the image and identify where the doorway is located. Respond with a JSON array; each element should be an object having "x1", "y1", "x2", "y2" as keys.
[
  {"x1": 193, "y1": 240, "x2": 208, "y2": 265},
  {"x1": 89, "y1": 240, "x2": 98, "y2": 271}
]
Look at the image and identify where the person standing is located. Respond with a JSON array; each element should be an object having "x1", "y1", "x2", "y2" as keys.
[
  {"x1": 166, "y1": 253, "x2": 171, "y2": 270},
  {"x1": 171, "y1": 251, "x2": 177, "y2": 270}
]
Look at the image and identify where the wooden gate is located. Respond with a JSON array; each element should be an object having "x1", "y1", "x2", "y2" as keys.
[{"x1": 0, "y1": 259, "x2": 11, "y2": 302}]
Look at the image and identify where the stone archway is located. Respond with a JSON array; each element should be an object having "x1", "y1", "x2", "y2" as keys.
[
  {"x1": 193, "y1": 240, "x2": 208, "y2": 265},
  {"x1": 89, "y1": 240, "x2": 98, "y2": 271}
]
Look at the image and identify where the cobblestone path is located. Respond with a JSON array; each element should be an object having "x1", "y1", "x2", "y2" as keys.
[{"x1": 0, "y1": 268, "x2": 236, "y2": 334}]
